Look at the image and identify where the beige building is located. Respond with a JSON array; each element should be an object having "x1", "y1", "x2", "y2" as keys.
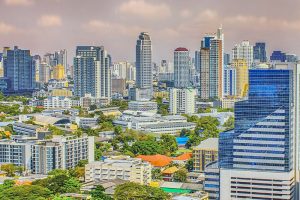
[
  {"x1": 85, "y1": 156, "x2": 151, "y2": 185},
  {"x1": 193, "y1": 138, "x2": 218, "y2": 172},
  {"x1": 232, "y1": 59, "x2": 248, "y2": 98},
  {"x1": 51, "y1": 89, "x2": 73, "y2": 97}
]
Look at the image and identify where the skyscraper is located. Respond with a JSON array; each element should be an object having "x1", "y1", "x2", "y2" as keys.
[
  {"x1": 174, "y1": 47, "x2": 191, "y2": 88},
  {"x1": 199, "y1": 27, "x2": 224, "y2": 99},
  {"x1": 54, "y1": 49, "x2": 67, "y2": 76},
  {"x1": 199, "y1": 48, "x2": 210, "y2": 99},
  {"x1": 211, "y1": 67, "x2": 296, "y2": 199},
  {"x1": 169, "y1": 88, "x2": 196, "y2": 114},
  {"x1": 232, "y1": 59, "x2": 248, "y2": 98},
  {"x1": 135, "y1": 32, "x2": 152, "y2": 98},
  {"x1": 195, "y1": 50, "x2": 201, "y2": 73},
  {"x1": 209, "y1": 27, "x2": 224, "y2": 99},
  {"x1": 39, "y1": 62, "x2": 51, "y2": 83},
  {"x1": 232, "y1": 40, "x2": 253, "y2": 67},
  {"x1": 4, "y1": 46, "x2": 35, "y2": 92},
  {"x1": 74, "y1": 46, "x2": 111, "y2": 99},
  {"x1": 253, "y1": 42, "x2": 267, "y2": 62},
  {"x1": 223, "y1": 65, "x2": 236, "y2": 97}
]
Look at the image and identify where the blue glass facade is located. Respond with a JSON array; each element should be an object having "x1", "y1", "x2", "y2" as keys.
[
  {"x1": 270, "y1": 50, "x2": 286, "y2": 62},
  {"x1": 253, "y1": 42, "x2": 267, "y2": 62},
  {"x1": 201, "y1": 36, "x2": 214, "y2": 48},
  {"x1": 223, "y1": 65, "x2": 236, "y2": 96},
  {"x1": 4, "y1": 46, "x2": 35, "y2": 92},
  {"x1": 219, "y1": 69, "x2": 294, "y2": 172}
]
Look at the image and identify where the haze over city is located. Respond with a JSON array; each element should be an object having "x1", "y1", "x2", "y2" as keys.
[{"x1": 0, "y1": 0, "x2": 299, "y2": 62}]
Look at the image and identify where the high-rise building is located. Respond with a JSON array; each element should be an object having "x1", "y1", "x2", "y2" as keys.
[
  {"x1": 223, "y1": 53, "x2": 230, "y2": 65},
  {"x1": 39, "y1": 62, "x2": 51, "y2": 83},
  {"x1": 135, "y1": 32, "x2": 152, "y2": 99},
  {"x1": 74, "y1": 46, "x2": 111, "y2": 99},
  {"x1": 32, "y1": 55, "x2": 41, "y2": 82},
  {"x1": 270, "y1": 50, "x2": 286, "y2": 62},
  {"x1": 112, "y1": 61, "x2": 136, "y2": 81},
  {"x1": 199, "y1": 48, "x2": 210, "y2": 100},
  {"x1": 0, "y1": 53, "x2": 3, "y2": 77},
  {"x1": 4, "y1": 46, "x2": 35, "y2": 92},
  {"x1": 209, "y1": 68, "x2": 296, "y2": 199},
  {"x1": 209, "y1": 27, "x2": 224, "y2": 99},
  {"x1": 223, "y1": 65, "x2": 236, "y2": 97},
  {"x1": 54, "y1": 49, "x2": 67, "y2": 76},
  {"x1": 169, "y1": 88, "x2": 196, "y2": 114},
  {"x1": 53, "y1": 64, "x2": 65, "y2": 80},
  {"x1": 253, "y1": 42, "x2": 267, "y2": 62},
  {"x1": 195, "y1": 50, "x2": 201, "y2": 73},
  {"x1": 232, "y1": 59, "x2": 248, "y2": 98},
  {"x1": 232, "y1": 40, "x2": 253, "y2": 67},
  {"x1": 174, "y1": 47, "x2": 191, "y2": 88}
]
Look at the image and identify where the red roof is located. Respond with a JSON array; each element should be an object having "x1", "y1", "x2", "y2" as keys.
[
  {"x1": 173, "y1": 152, "x2": 192, "y2": 161},
  {"x1": 175, "y1": 47, "x2": 188, "y2": 52},
  {"x1": 137, "y1": 154, "x2": 172, "y2": 167},
  {"x1": 137, "y1": 153, "x2": 192, "y2": 167}
]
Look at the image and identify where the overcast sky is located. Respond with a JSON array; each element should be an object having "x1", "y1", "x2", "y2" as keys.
[{"x1": 0, "y1": 0, "x2": 299, "y2": 63}]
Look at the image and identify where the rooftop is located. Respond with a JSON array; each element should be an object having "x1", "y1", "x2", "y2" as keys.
[
  {"x1": 193, "y1": 138, "x2": 219, "y2": 150},
  {"x1": 175, "y1": 47, "x2": 189, "y2": 52}
]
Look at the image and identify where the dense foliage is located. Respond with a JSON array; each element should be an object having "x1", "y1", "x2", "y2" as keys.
[{"x1": 114, "y1": 182, "x2": 170, "y2": 200}]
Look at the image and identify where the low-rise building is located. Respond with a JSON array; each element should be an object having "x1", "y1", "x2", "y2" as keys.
[
  {"x1": 75, "y1": 117, "x2": 98, "y2": 129},
  {"x1": 43, "y1": 96, "x2": 72, "y2": 109},
  {"x1": 113, "y1": 111, "x2": 195, "y2": 134},
  {"x1": 85, "y1": 156, "x2": 151, "y2": 185},
  {"x1": 13, "y1": 122, "x2": 41, "y2": 137},
  {"x1": 128, "y1": 101, "x2": 158, "y2": 113},
  {"x1": 193, "y1": 138, "x2": 218, "y2": 173}
]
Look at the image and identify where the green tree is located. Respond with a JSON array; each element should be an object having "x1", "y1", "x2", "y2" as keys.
[
  {"x1": 159, "y1": 134, "x2": 178, "y2": 154},
  {"x1": 185, "y1": 159, "x2": 194, "y2": 172},
  {"x1": 223, "y1": 116, "x2": 234, "y2": 130},
  {"x1": 131, "y1": 140, "x2": 163, "y2": 155},
  {"x1": 63, "y1": 177, "x2": 81, "y2": 193},
  {"x1": 1, "y1": 163, "x2": 16, "y2": 177},
  {"x1": 151, "y1": 168, "x2": 162, "y2": 180},
  {"x1": 173, "y1": 169, "x2": 187, "y2": 182},
  {"x1": 89, "y1": 104, "x2": 97, "y2": 111},
  {"x1": 0, "y1": 179, "x2": 15, "y2": 193},
  {"x1": 90, "y1": 185, "x2": 113, "y2": 200},
  {"x1": 77, "y1": 159, "x2": 88, "y2": 167},
  {"x1": 114, "y1": 125, "x2": 123, "y2": 136},
  {"x1": 114, "y1": 182, "x2": 170, "y2": 200},
  {"x1": 0, "y1": 185, "x2": 52, "y2": 200}
]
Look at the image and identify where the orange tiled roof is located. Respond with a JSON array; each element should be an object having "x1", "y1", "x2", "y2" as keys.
[
  {"x1": 137, "y1": 154, "x2": 172, "y2": 167},
  {"x1": 173, "y1": 152, "x2": 192, "y2": 161}
]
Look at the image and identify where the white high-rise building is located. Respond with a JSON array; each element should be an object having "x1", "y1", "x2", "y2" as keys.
[
  {"x1": 174, "y1": 47, "x2": 191, "y2": 88},
  {"x1": 169, "y1": 88, "x2": 196, "y2": 114},
  {"x1": 74, "y1": 46, "x2": 111, "y2": 100},
  {"x1": 135, "y1": 32, "x2": 152, "y2": 99},
  {"x1": 232, "y1": 40, "x2": 253, "y2": 67},
  {"x1": 112, "y1": 61, "x2": 136, "y2": 81}
]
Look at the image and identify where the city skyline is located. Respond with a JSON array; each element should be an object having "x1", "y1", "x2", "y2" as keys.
[{"x1": 0, "y1": 0, "x2": 299, "y2": 63}]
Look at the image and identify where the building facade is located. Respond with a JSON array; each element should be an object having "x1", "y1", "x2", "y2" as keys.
[
  {"x1": 174, "y1": 47, "x2": 191, "y2": 88},
  {"x1": 4, "y1": 46, "x2": 35, "y2": 92},
  {"x1": 223, "y1": 65, "x2": 236, "y2": 97},
  {"x1": 253, "y1": 42, "x2": 267, "y2": 62},
  {"x1": 232, "y1": 59, "x2": 248, "y2": 98},
  {"x1": 193, "y1": 138, "x2": 218, "y2": 172},
  {"x1": 85, "y1": 156, "x2": 151, "y2": 185},
  {"x1": 74, "y1": 46, "x2": 111, "y2": 99},
  {"x1": 232, "y1": 40, "x2": 253, "y2": 67},
  {"x1": 215, "y1": 68, "x2": 296, "y2": 199},
  {"x1": 169, "y1": 88, "x2": 196, "y2": 114}
]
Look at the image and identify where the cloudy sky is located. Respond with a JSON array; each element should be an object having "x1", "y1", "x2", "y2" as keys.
[{"x1": 0, "y1": 0, "x2": 299, "y2": 63}]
